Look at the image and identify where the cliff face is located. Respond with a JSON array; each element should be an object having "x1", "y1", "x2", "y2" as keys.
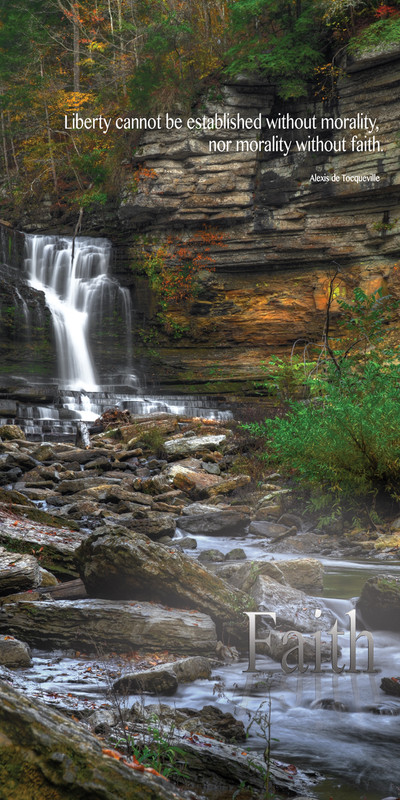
[{"x1": 117, "y1": 47, "x2": 400, "y2": 393}]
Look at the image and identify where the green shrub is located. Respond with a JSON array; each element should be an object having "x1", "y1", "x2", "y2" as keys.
[
  {"x1": 248, "y1": 356, "x2": 400, "y2": 501},
  {"x1": 348, "y1": 17, "x2": 400, "y2": 54}
]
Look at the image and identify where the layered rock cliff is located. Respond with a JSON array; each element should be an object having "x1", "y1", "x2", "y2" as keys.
[
  {"x1": 2, "y1": 47, "x2": 400, "y2": 395},
  {"x1": 117, "y1": 46, "x2": 400, "y2": 393}
]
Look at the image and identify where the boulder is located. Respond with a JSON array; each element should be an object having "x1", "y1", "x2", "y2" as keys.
[
  {"x1": 0, "y1": 425, "x2": 24, "y2": 441},
  {"x1": 128, "y1": 511, "x2": 176, "y2": 540},
  {"x1": 276, "y1": 558, "x2": 324, "y2": 594},
  {"x1": 248, "y1": 521, "x2": 295, "y2": 540},
  {"x1": 163, "y1": 435, "x2": 227, "y2": 457},
  {"x1": 224, "y1": 548, "x2": 246, "y2": 561},
  {"x1": 198, "y1": 549, "x2": 225, "y2": 563},
  {"x1": 179, "y1": 508, "x2": 249, "y2": 535},
  {"x1": 0, "y1": 599, "x2": 217, "y2": 655},
  {"x1": 212, "y1": 560, "x2": 287, "y2": 592},
  {"x1": 0, "y1": 512, "x2": 85, "y2": 579},
  {"x1": 357, "y1": 575, "x2": 400, "y2": 631},
  {"x1": 0, "y1": 548, "x2": 41, "y2": 595},
  {"x1": 0, "y1": 681, "x2": 187, "y2": 800},
  {"x1": 380, "y1": 677, "x2": 400, "y2": 697},
  {"x1": 249, "y1": 575, "x2": 335, "y2": 632},
  {"x1": 131, "y1": 702, "x2": 245, "y2": 743},
  {"x1": 76, "y1": 528, "x2": 255, "y2": 641},
  {"x1": 113, "y1": 656, "x2": 212, "y2": 695},
  {"x1": 0, "y1": 635, "x2": 32, "y2": 668}
]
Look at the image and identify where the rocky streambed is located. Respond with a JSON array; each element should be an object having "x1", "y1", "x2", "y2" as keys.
[{"x1": 0, "y1": 413, "x2": 399, "y2": 800}]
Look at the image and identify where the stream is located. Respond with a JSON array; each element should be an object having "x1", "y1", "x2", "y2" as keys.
[
  {"x1": 6, "y1": 537, "x2": 400, "y2": 800},
  {"x1": 2, "y1": 231, "x2": 400, "y2": 798}
]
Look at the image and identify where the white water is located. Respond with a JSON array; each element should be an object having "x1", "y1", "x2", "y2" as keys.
[{"x1": 24, "y1": 234, "x2": 132, "y2": 391}]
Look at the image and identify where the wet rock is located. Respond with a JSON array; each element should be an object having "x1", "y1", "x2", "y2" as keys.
[
  {"x1": 0, "y1": 511, "x2": 85, "y2": 578},
  {"x1": 88, "y1": 707, "x2": 119, "y2": 733},
  {"x1": 76, "y1": 528, "x2": 254, "y2": 642},
  {"x1": 380, "y1": 677, "x2": 400, "y2": 697},
  {"x1": 176, "y1": 705, "x2": 246, "y2": 743},
  {"x1": 250, "y1": 575, "x2": 335, "y2": 632},
  {"x1": 249, "y1": 520, "x2": 295, "y2": 540},
  {"x1": 179, "y1": 508, "x2": 249, "y2": 535},
  {"x1": 38, "y1": 567, "x2": 59, "y2": 587},
  {"x1": 0, "y1": 599, "x2": 217, "y2": 655},
  {"x1": 164, "y1": 434, "x2": 227, "y2": 458},
  {"x1": 224, "y1": 548, "x2": 246, "y2": 561},
  {"x1": 129, "y1": 511, "x2": 176, "y2": 541},
  {"x1": 276, "y1": 558, "x2": 324, "y2": 594},
  {"x1": 266, "y1": 630, "x2": 332, "y2": 664},
  {"x1": 113, "y1": 656, "x2": 212, "y2": 695},
  {"x1": 357, "y1": 575, "x2": 400, "y2": 631},
  {"x1": 0, "y1": 680, "x2": 187, "y2": 800},
  {"x1": 213, "y1": 559, "x2": 287, "y2": 592},
  {"x1": 197, "y1": 549, "x2": 225, "y2": 563},
  {"x1": 0, "y1": 635, "x2": 32, "y2": 668},
  {"x1": 0, "y1": 548, "x2": 40, "y2": 595},
  {"x1": 0, "y1": 424, "x2": 25, "y2": 441},
  {"x1": 178, "y1": 537, "x2": 197, "y2": 550}
]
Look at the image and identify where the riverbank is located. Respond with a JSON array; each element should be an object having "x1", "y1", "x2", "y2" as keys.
[{"x1": 0, "y1": 412, "x2": 400, "y2": 799}]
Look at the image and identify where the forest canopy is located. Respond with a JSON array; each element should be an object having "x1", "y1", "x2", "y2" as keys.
[{"x1": 0, "y1": 0, "x2": 399, "y2": 214}]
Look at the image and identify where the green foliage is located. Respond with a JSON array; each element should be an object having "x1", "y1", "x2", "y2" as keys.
[
  {"x1": 225, "y1": 0, "x2": 325, "y2": 99},
  {"x1": 348, "y1": 16, "x2": 400, "y2": 53},
  {"x1": 255, "y1": 355, "x2": 313, "y2": 403},
  {"x1": 115, "y1": 713, "x2": 188, "y2": 781},
  {"x1": 246, "y1": 287, "x2": 400, "y2": 504}
]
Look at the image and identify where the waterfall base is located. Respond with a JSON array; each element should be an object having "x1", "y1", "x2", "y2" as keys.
[{"x1": 0, "y1": 385, "x2": 232, "y2": 442}]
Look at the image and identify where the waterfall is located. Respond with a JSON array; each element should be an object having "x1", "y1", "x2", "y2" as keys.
[{"x1": 24, "y1": 234, "x2": 132, "y2": 391}]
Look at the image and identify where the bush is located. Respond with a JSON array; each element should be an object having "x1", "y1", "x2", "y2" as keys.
[
  {"x1": 249, "y1": 357, "x2": 400, "y2": 501},
  {"x1": 246, "y1": 285, "x2": 400, "y2": 505}
]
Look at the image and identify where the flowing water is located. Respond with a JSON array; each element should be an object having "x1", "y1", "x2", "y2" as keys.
[
  {"x1": 2, "y1": 229, "x2": 399, "y2": 796},
  {"x1": 1, "y1": 233, "x2": 232, "y2": 436}
]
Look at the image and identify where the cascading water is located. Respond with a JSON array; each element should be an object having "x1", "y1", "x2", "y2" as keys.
[
  {"x1": 1, "y1": 226, "x2": 230, "y2": 438},
  {"x1": 24, "y1": 234, "x2": 132, "y2": 391}
]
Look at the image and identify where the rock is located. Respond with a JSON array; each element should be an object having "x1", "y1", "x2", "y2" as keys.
[
  {"x1": 357, "y1": 575, "x2": 400, "y2": 631},
  {"x1": 38, "y1": 567, "x2": 59, "y2": 587},
  {"x1": 76, "y1": 528, "x2": 254, "y2": 642},
  {"x1": 164, "y1": 435, "x2": 227, "y2": 457},
  {"x1": 128, "y1": 511, "x2": 176, "y2": 540},
  {"x1": 178, "y1": 537, "x2": 197, "y2": 550},
  {"x1": 31, "y1": 442, "x2": 56, "y2": 461},
  {"x1": 88, "y1": 708, "x2": 119, "y2": 733},
  {"x1": 0, "y1": 599, "x2": 217, "y2": 655},
  {"x1": 212, "y1": 560, "x2": 287, "y2": 592},
  {"x1": 120, "y1": 416, "x2": 178, "y2": 445},
  {"x1": 380, "y1": 677, "x2": 400, "y2": 697},
  {"x1": 277, "y1": 558, "x2": 324, "y2": 594},
  {"x1": 175, "y1": 705, "x2": 246, "y2": 743},
  {"x1": 197, "y1": 549, "x2": 225, "y2": 563},
  {"x1": 169, "y1": 465, "x2": 223, "y2": 498},
  {"x1": 224, "y1": 548, "x2": 246, "y2": 561},
  {"x1": 0, "y1": 425, "x2": 24, "y2": 441},
  {"x1": 179, "y1": 508, "x2": 249, "y2": 535},
  {"x1": 0, "y1": 548, "x2": 41, "y2": 595},
  {"x1": 115, "y1": 667, "x2": 178, "y2": 696},
  {"x1": 0, "y1": 635, "x2": 32, "y2": 668},
  {"x1": 0, "y1": 680, "x2": 187, "y2": 800},
  {"x1": 207, "y1": 474, "x2": 251, "y2": 496},
  {"x1": 249, "y1": 520, "x2": 295, "y2": 540},
  {"x1": 0, "y1": 511, "x2": 85, "y2": 579},
  {"x1": 265, "y1": 630, "x2": 332, "y2": 664},
  {"x1": 249, "y1": 575, "x2": 335, "y2": 632},
  {"x1": 113, "y1": 656, "x2": 212, "y2": 695}
]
